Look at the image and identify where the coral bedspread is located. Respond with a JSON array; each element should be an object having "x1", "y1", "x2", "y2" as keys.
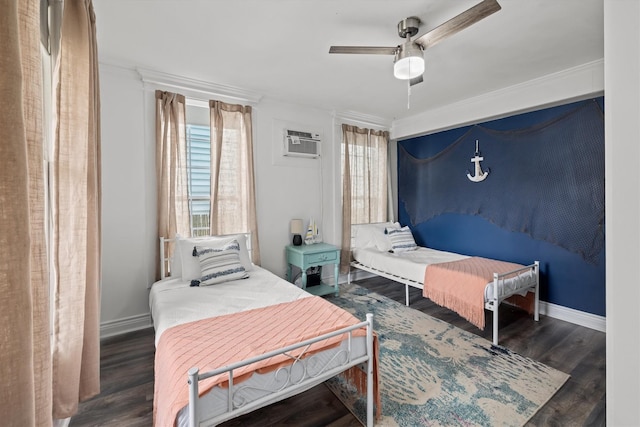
[
  {"x1": 424, "y1": 257, "x2": 534, "y2": 330},
  {"x1": 154, "y1": 296, "x2": 377, "y2": 427}
]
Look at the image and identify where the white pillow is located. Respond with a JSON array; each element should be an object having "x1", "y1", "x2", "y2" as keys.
[
  {"x1": 192, "y1": 241, "x2": 249, "y2": 286},
  {"x1": 178, "y1": 234, "x2": 252, "y2": 281},
  {"x1": 169, "y1": 241, "x2": 182, "y2": 278},
  {"x1": 386, "y1": 226, "x2": 417, "y2": 253},
  {"x1": 353, "y1": 222, "x2": 399, "y2": 251}
]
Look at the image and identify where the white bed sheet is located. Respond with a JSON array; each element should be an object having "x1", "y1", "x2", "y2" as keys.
[
  {"x1": 352, "y1": 247, "x2": 534, "y2": 300},
  {"x1": 150, "y1": 266, "x2": 311, "y2": 346}
]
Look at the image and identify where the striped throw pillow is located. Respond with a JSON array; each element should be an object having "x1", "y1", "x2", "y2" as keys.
[
  {"x1": 191, "y1": 240, "x2": 249, "y2": 286},
  {"x1": 386, "y1": 226, "x2": 417, "y2": 253}
]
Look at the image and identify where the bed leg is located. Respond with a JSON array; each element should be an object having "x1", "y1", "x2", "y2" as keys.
[
  {"x1": 492, "y1": 273, "x2": 499, "y2": 346},
  {"x1": 347, "y1": 267, "x2": 351, "y2": 285},
  {"x1": 492, "y1": 303, "x2": 499, "y2": 346},
  {"x1": 534, "y1": 261, "x2": 540, "y2": 322},
  {"x1": 188, "y1": 367, "x2": 199, "y2": 427},
  {"x1": 366, "y1": 313, "x2": 374, "y2": 427},
  {"x1": 405, "y1": 284, "x2": 410, "y2": 306}
]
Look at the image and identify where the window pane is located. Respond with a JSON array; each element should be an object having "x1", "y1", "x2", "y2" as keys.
[{"x1": 186, "y1": 124, "x2": 211, "y2": 235}]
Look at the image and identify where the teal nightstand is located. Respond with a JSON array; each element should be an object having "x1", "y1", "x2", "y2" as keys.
[{"x1": 286, "y1": 243, "x2": 340, "y2": 296}]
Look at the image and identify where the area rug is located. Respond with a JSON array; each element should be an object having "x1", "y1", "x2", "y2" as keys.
[{"x1": 326, "y1": 284, "x2": 570, "y2": 427}]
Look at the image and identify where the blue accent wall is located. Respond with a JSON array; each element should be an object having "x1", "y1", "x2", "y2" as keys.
[{"x1": 398, "y1": 98, "x2": 605, "y2": 316}]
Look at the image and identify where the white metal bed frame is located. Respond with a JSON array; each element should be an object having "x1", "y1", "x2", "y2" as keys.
[
  {"x1": 348, "y1": 256, "x2": 539, "y2": 346},
  {"x1": 159, "y1": 233, "x2": 253, "y2": 280},
  {"x1": 157, "y1": 236, "x2": 376, "y2": 427},
  {"x1": 187, "y1": 314, "x2": 374, "y2": 427}
]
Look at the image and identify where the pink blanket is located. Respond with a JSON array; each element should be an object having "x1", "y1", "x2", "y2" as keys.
[
  {"x1": 154, "y1": 296, "x2": 378, "y2": 426},
  {"x1": 423, "y1": 256, "x2": 533, "y2": 330}
]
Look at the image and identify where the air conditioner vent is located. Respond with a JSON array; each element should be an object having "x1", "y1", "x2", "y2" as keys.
[{"x1": 283, "y1": 128, "x2": 321, "y2": 158}]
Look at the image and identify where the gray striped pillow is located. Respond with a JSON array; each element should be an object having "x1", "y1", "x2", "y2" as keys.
[
  {"x1": 191, "y1": 240, "x2": 249, "y2": 286},
  {"x1": 386, "y1": 226, "x2": 417, "y2": 253}
]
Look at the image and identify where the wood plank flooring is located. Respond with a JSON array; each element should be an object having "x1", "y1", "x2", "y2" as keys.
[{"x1": 70, "y1": 276, "x2": 606, "y2": 426}]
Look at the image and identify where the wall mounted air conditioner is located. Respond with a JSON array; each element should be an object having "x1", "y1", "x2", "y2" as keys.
[{"x1": 283, "y1": 129, "x2": 321, "y2": 158}]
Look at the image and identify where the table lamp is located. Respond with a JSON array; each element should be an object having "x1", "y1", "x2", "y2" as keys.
[{"x1": 290, "y1": 219, "x2": 303, "y2": 246}]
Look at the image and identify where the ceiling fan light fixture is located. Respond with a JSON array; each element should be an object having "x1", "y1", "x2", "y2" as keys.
[{"x1": 393, "y1": 43, "x2": 424, "y2": 80}]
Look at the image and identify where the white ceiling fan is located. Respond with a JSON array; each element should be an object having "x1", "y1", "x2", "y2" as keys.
[{"x1": 329, "y1": 0, "x2": 502, "y2": 86}]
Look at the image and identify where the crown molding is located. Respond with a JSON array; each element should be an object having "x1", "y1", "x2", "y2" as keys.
[
  {"x1": 391, "y1": 58, "x2": 604, "y2": 140},
  {"x1": 137, "y1": 67, "x2": 263, "y2": 104},
  {"x1": 333, "y1": 110, "x2": 391, "y2": 130}
]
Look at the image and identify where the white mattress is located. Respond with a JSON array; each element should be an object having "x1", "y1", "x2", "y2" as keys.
[
  {"x1": 150, "y1": 266, "x2": 367, "y2": 425},
  {"x1": 352, "y1": 247, "x2": 535, "y2": 300},
  {"x1": 352, "y1": 246, "x2": 468, "y2": 284}
]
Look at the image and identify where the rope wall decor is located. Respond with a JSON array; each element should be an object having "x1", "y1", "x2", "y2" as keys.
[{"x1": 398, "y1": 99, "x2": 604, "y2": 264}]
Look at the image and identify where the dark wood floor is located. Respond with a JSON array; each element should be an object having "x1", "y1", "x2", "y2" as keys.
[{"x1": 70, "y1": 276, "x2": 606, "y2": 426}]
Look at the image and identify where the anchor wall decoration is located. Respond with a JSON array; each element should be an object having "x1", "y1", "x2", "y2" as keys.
[{"x1": 467, "y1": 139, "x2": 489, "y2": 183}]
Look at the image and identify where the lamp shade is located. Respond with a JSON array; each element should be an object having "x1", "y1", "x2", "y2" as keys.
[
  {"x1": 393, "y1": 42, "x2": 424, "y2": 80},
  {"x1": 290, "y1": 219, "x2": 303, "y2": 234}
]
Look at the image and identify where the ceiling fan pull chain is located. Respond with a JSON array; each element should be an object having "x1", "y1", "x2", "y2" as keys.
[{"x1": 407, "y1": 80, "x2": 411, "y2": 109}]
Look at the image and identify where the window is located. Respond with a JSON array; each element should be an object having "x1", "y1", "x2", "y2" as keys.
[
  {"x1": 341, "y1": 125, "x2": 389, "y2": 225},
  {"x1": 183, "y1": 100, "x2": 258, "y2": 266},
  {"x1": 186, "y1": 124, "x2": 211, "y2": 236}
]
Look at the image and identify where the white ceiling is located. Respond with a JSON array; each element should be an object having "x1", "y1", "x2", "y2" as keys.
[{"x1": 93, "y1": 0, "x2": 603, "y2": 123}]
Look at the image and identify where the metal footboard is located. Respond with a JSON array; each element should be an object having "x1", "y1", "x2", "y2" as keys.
[
  {"x1": 348, "y1": 258, "x2": 540, "y2": 346},
  {"x1": 486, "y1": 261, "x2": 540, "y2": 345},
  {"x1": 187, "y1": 313, "x2": 375, "y2": 427}
]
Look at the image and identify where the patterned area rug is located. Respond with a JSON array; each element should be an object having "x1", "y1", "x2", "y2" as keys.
[{"x1": 326, "y1": 284, "x2": 570, "y2": 427}]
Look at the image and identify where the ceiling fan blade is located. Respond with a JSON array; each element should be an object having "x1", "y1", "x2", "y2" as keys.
[
  {"x1": 329, "y1": 46, "x2": 398, "y2": 55},
  {"x1": 414, "y1": 0, "x2": 501, "y2": 50},
  {"x1": 409, "y1": 75, "x2": 423, "y2": 86}
]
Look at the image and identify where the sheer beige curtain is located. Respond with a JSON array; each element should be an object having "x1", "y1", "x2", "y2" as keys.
[
  {"x1": 51, "y1": 0, "x2": 101, "y2": 418},
  {"x1": 156, "y1": 90, "x2": 191, "y2": 274},
  {"x1": 209, "y1": 100, "x2": 261, "y2": 265},
  {"x1": 1, "y1": 0, "x2": 101, "y2": 423},
  {"x1": 0, "y1": 0, "x2": 51, "y2": 424},
  {"x1": 340, "y1": 124, "x2": 389, "y2": 272}
]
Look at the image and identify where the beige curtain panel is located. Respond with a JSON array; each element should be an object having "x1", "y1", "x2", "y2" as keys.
[
  {"x1": 51, "y1": 0, "x2": 102, "y2": 418},
  {"x1": 340, "y1": 124, "x2": 389, "y2": 272},
  {"x1": 0, "y1": 0, "x2": 51, "y2": 425},
  {"x1": 1, "y1": 0, "x2": 101, "y2": 424},
  {"x1": 209, "y1": 100, "x2": 261, "y2": 265},
  {"x1": 155, "y1": 90, "x2": 191, "y2": 276}
]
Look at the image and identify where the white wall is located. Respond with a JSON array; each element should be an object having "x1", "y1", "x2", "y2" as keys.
[
  {"x1": 99, "y1": 64, "x2": 344, "y2": 336},
  {"x1": 604, "y1": 1, "x2": 640, "y2": 424},
  {"x1": 100, "y1": 65, "x2": 153, "y2": 336},
  {"x1": 253, "y1": 98, "x2": 337, "y2": 279}
]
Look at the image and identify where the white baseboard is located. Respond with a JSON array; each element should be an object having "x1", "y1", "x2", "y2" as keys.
[
  {"x1": 339, "y1": 272, "x2": 606, "y2": 333},
  {"x1": 340, "y1": 269, "x2": 376, "y2": 284},
  {"x1": 539, "y1": 301, "x2": 606, "y2": 332},
  {"x1": 100, "y1": 313, "x2": 153, "y2": 340},
  {"x1": 53, "y1": 418, "x2": 70, "y2": 427}
]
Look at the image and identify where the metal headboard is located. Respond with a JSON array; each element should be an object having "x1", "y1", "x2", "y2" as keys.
[{"x1": 159, "y1": 233, "x2": 252, "y2": 279}]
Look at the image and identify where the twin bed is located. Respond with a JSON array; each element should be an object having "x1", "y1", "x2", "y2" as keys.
[
  {"x1": 347, "y1": 222, "x2": 540, "y2": 345},
  {"x1": 150, "y1": 234, "x2": 376, "y2": 427},
  {"x1": 150, "y1": 225, "x2": 539, "y2": 426}
]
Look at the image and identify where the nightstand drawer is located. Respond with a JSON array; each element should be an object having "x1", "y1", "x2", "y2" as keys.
[{"x1": 306, "y1": 251, "x2": 337, "y2": 264}]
